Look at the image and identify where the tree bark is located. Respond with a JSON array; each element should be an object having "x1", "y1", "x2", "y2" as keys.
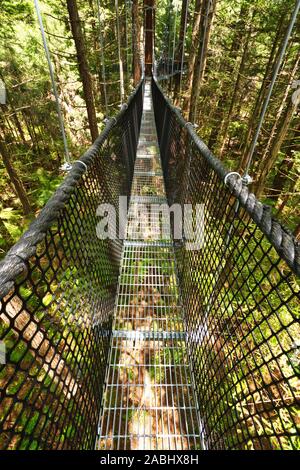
[
  {"x1": 257, "y1": 51, "x2": 300, "y2": 168},
  {"x1": 272, "y1": 148, "x2": 295, "y2": 204},
  {"x1": 0, "y1": 139, "x2": 32, "y2": 216},
  {"x1": 271, "y1": 122, "x2": 300, "y2": 203},
  {"x1": 239, "y1": 12, "x2": 286, "y2": 170},
  {"x1": 219, "y1": 10, "x2": 254, "y2": 156},
  {"x1": 189, "y1": 0, "x2": 216, "y2": 123},
  {"x1": 294, "y1": 223, "x2": 300, "y2": 240},
  {"x1": 115, "y1": 0, "x2": 125, "y2": 102},
  {"x1": 182, "y1": 0, "x2": 202, "y2": 116},
  {"x1": 132, "y1": 0, "x2": 142, "y2": 85},
  {"x1": 207, "y1": 2, "x2": 250, "y2": 151},
  {"x1": 173, "y1": 0, "x2": 189, "y2": 98},
  {"x1": 12, "y1": 110, "x2": 27, "y2": 146},
  {"x1": 66, "y1": 0, "x2": 98, "y2": 142},
  {"x1": 144, "y1": 0, "x2": 154, "y2": 76},
  {"x1": 255, "y1": 92, "x2": 300, "y2": 198}
]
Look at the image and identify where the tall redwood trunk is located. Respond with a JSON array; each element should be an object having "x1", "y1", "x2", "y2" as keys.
[
  {"x1": 207, "y1": 2, "x2": 250, "y2": 151},
  {"x1": 144, "y1": 0, "x2": 154, "y2": 76},
  {"x1": 271, "y1": 124, "x2": 299, "y2": 203},
  {"x1": 66, "y1": 0, "x2": 98, "y2": 142},
  {"x1": 173, "y1": 0, "x2": 189, "y2": 97},
  {"x1": 189, "y1": 0, "x2": 216, "y2": 123},
  {"x1": 182, "y1": 0, "x2": 202, "y2": 116},
  {"x1": 240, "y1": 12, "x2": 286, "y2": 170},
  {"x1": 259, "y1": 52, "x2": 300, "y2": 165},
  {"x1": 132, "y1": 0, "x2": 142, "y2": 85},
  {"x1": 219, "y1": 10, "x2": 254, "y2": 156},
  {"x1": 255, "y1": 93, "x2": 300, "y2": 198}
]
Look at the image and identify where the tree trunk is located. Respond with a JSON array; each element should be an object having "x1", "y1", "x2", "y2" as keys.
[
  {"x1": 239, "y1": 12, "x2": 286, "y2": 170},
  {"x1": 132, "y1": 0, "x2": 142, "y2": 85},
  {"x1": 88, "y1": 0, "x2": 102, "y2": 108},
  {"x1": 144, "y1": 0, "x2": 154, "y2": 76},
  {"x1": 189, "y1": 0, "x2": 216, "y2": 123},
  {"x1": 271, "y1": 122, "x2": 300, "y2": 203},
  {"x1": 219, "y1": 11, "x2": 254, "y2": 156},
  {"x1": 0, "y1": 75, "x2": 28, "y2": 145},
  {"x1": 12, "y1": 111, "x2": 27, "y2": 146},
  {"x1": 115, "y1": 0, "x2": 125, "y2": 102},
  {"x1": 206, "y1": 3, "x2": 250, "y2": 151},
  {"x1": 255, "y1": 93, "x2": 300, "y2": 198},
  {"x1": 0, "y1": 139, "x2": 32, "y2": 216},
  {"x1": 121, "y1": 2, "x2": 131, "y2": 83},
  {"x1": 173, "y1": 0, "x2": 189, "y2": 99},
  {"x1": 66, "y1": 0, "x2": 98, "y2": 142},
  {"x1": 294, "y1": 224, "x2": 300, "y2": 241},
  {"x1": 258, "y1": 52, "x2": 300, "y2": 166},
  {"x1": 182, "y1": 0, "x2": 202, "y2": 116}
]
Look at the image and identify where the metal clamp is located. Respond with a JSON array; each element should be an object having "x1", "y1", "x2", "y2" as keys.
[
  {"x1": 224, "y1": 171, "x2": 242, "y2": 186},
  {"x1": 74, "y1": 160, "x2": 88, "y2": 172},
  {"x1": 242, "y1": 173, "x2": 253, "y2": 185},
  {"x1": 60, "y1": 162, "x2": 73, "y2": 172},
  {"x1": 184, "y1": 121, "x2": 194, "y2": 128}
]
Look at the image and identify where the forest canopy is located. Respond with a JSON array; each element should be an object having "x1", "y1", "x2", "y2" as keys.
[
  {"x1": 0, "y1": 0, "x2": 299, "y2": 453},
  {"x1": 0, "y1": 0, "x2": 299, "y2": 257}
]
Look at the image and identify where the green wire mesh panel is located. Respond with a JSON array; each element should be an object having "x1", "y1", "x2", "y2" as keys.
[
  {"x1": 0, "y1": 83, "x2": 143, "y2": 450},
  {"x1": 152, "y1": 78, "x2": 300, "y2": 451}
]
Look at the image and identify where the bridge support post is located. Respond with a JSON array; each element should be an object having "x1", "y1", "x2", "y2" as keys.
[{"x1": 144, "y1": 0, "x2": 154, "y2": 76}]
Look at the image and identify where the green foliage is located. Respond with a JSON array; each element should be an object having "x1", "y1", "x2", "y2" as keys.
[
  {"x1": 0, "y1": 0, "x2": 33, "y2": 39},
  {"x1": 30, "y1": 169, "x2": 62, "y2": 207}
]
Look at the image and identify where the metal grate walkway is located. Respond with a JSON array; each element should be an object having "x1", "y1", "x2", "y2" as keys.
[{"x1": 97, "y1": 80, "x2": 202, "y2": 450}]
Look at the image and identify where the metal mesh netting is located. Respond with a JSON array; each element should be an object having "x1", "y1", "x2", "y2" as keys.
[
  {"x1": 0, "y1": 83, "x2": 143, "y2": 450},
  {"x1": 152, "y1": 78, "x2": 300, "y2": 450},
  {"x1": 97, "y1": 80, "x2": 202, "y2": 450}
]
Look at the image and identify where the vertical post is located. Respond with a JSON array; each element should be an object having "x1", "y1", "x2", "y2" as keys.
[{"x1": 144, "y1": 0, "x2": 154, "y2": 76}]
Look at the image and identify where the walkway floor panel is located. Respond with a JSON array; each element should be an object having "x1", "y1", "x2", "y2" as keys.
[{"x1": 97, "y1": 80, "x2": 202, "y2": 450}]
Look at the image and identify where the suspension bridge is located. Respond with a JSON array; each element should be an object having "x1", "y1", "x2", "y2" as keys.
[
  {"x1": 0, "y1": 2, "x2": 300, "y2": 451},
  {"x1": 0, "y1": 75, "x2": 299, "y2": 450}
]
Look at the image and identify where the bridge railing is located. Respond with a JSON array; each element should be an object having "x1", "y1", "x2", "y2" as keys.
[
  {"x1": 0, "y1": 81, "x2": 143, "y2": 450},
  {"x1": 152, "y1": 77, "x2": 300, "y2": 450}
]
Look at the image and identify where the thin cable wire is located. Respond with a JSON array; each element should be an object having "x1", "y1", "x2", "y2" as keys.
[
  {"x1": 244, "y1": 0, "x2": 300, "y2": 178},
  {"x1": 34, "y1": 0, "x2": 70, "y2": 164}
]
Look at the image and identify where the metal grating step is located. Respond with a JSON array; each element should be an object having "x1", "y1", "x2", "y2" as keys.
[
  {"x1": 130, "y1": 195, "x2": 167, "y2": 203},
  {"x1": 98, "y1": 335, "x2": 201, "y2": 450},
  {"x1": 134, "y1": 158, "x2": 161, "y2": 173},
  {"x1": 112, "y1": 330, "x2": 186, "y2": 340},
  {"x1": 135, "y1": 155, "x2": 160, "y2": 160},
  {"x1": 97, "y1": 80, "x2": 202, "y2": 450},
  {"x1": 134, "y1": 170, "x2": 163, "y2": 176},
  {"x1": 126, "y1": 202, "x2": 172, "y2": 241},
  {"x1": 124, "y1": 241, "x2": 173, "y2": 247}
]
